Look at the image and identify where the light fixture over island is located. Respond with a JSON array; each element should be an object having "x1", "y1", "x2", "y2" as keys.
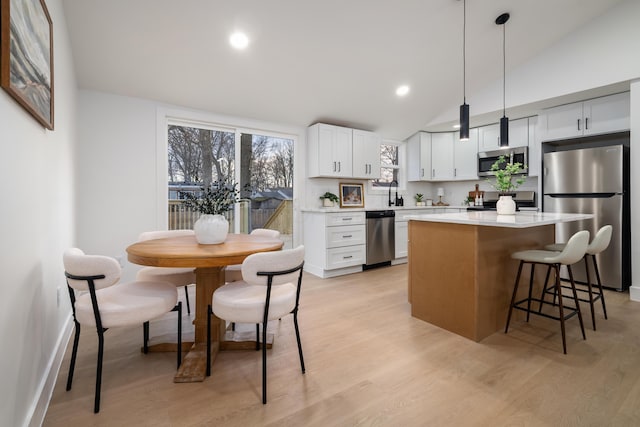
[{"x1": 406, "y1": 211, "x2": 593, "y2": 342}]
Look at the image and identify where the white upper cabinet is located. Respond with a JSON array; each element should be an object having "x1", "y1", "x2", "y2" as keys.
[
  {"x1": 527, "y1": 116, "x2": 540, "y2": 177},
  {"x1": 352, "y1": 129, "x2": 381, "y2": 179},
  {"x1": 540, "y1": 92, "x2": 630, "y2": 141},
  {"x1": 431, "y1": 133, "x2": 455, "y2": 180},
  {"x1": 407, "y1": 132, "x2": 432, "y2": 181},
  {"x1": 453, "y1": 128, "x2": 478, "y2": 180},
  {"x1": 308, "y1": 123, "x2": 353, "y2": 178},
  {"x1": 478, "y1": 118, "x2": 528, "y2": 151}
]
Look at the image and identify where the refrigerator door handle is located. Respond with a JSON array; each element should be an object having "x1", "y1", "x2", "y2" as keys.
[{"x1": 547, "y1": 193, "x2": 617, "y2": 198}]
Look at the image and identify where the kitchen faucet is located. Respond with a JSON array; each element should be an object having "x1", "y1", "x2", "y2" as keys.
[{"x1": 388, "y1": 180, "x2": 399, "y2": 207}]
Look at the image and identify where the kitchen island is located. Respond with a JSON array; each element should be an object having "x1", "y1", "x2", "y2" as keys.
[{"x1": 406, "y1": 211, "x2": 593, "y2": 342}]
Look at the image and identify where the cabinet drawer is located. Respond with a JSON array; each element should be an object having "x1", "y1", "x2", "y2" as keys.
[
  {"x1": 326, "y1": 212, "x2": 365, "y2": 226},
  {"x1": 326, "y1": 245, "x2": 365, "y2": 269},
  {"x1": 325, "y1": 225, "x2": 366, "y2": 248}
]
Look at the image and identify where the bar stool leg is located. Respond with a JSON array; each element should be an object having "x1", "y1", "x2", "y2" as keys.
[
  {"x1": 584, "y1": 255, "x2": 597, "y2": 330},
  {"x1": 591, "y1": 255, "x2": 608, "y2": 320},
  {"x1": 505, "y1": 261, "x2": 524, "y2": 333},
  {"x1": 567, "y1": 265, "x2": 586, "y2": 340},
  {"x1": 553, "y1": 264, "x2": 568, "y2": 355},
  {"x1": 526, "y1": 263, "x2": 536, "y2": 322},
  {"x1": 538, "y1": 265, "x2": 552, "y2": 313}
]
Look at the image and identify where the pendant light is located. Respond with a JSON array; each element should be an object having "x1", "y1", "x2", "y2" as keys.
[
  {"x1": 459, "y1": 0, "x2": 469, "y2": 141},
  {"x1": 496, "y1": 12, "x2": 509, "y2": 147}
]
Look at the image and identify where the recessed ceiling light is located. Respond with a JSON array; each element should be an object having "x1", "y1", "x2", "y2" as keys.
[
  {"x1": 395, "y1": 85, "x2": 410, "y2": 97},
  {"x1": 229, "y1": 32, "x2": 249, "y2": 50}
]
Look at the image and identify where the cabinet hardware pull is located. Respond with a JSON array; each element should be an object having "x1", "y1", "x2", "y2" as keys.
[
  {"x1": 342, "y1": 235, "x2": 352, "y2": 238},
  {"x1": 343, "y1": 255, "x2": 353, "y2": 259},
  {"x1": 585, "y1": 117, "x2": 589, "y2": 130},
  {"x1": 421, "y1": 168, "x2": 424, "y2": 177},
  {"x1": 333, "y1": 161, "x2": 336, "y2": 172},
  {"x1": 432, "y1": 169, "x2": 435, "y2": 177},
  {"x1": 338, "y1": 162, "x2": 341, "y2": 172},
  {"x1": 577, "y1": 118, "x2": 581, "y2": 131},
  {"x1": 342, "y1": 217, "x2": 352, "y2": 221},
  {"x1": 454, "y1": 168, "x2": 457, "y2": 177}
]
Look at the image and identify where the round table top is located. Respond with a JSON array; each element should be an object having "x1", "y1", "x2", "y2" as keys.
[{"x1": 126, "y1": 234, "x2": 284, "y2": 268}]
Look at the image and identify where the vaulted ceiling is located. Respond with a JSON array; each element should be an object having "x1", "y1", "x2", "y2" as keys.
[{"x1": 62, "y1": 0, "x2": 625, "y2": 140}]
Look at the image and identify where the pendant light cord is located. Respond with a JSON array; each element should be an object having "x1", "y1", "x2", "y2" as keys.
[
  {"x1": 463, "y1": 0, "x2": 466, "y2": 103},
  {"x1": 502, "y1": 21, "x2": 506, "y2": 116}
]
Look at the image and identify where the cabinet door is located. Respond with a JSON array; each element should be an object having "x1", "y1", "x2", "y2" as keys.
[
  {"x1": 527, "y1": 116, "x2": 540, "y2": 177},
  {"x1": 406, "y1": 132, "x2": 432, "y2": 181},
  {"x1": 314, "y1": 124, "x2": 353, "y2": 177},
  {"x1": 352, "y1": 129, "x2": 381, "y2": 179},
  {"x1": 333, "y1": 126, "x2": 353, "y2": 177},
  {"x1": 394, "y1": 221, "x2": 408, "y2": 258},
  {"x1": 431, "y1": 133, "x2": 454, "y2": 180},
  {"x1": 583, "y1": 92, "x2": 630, "y2": 136},
  {"x1": 453, "y1": 128, "x2": 478, "y2": 180},
  {"x1": 478, "y1": 123, "x2": 500, "y2": 151},
  {"x1": 508, "y1": 118, "x2": 529, "y2": 148},
  {"x1": 541, "y1": 102, "x2": 583, "y2": 141}
]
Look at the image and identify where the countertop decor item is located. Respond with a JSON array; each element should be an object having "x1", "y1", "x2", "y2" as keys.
[
  {"x1": 488, "y1": 155, "x2": 526, "y2": 215},
  {"x1": 180, "y1": 179, "x2": 239, "y2": 244},
  {"x1": 415, "y1": 193, "x2": 425, "y2": 206},
  {"x1": 319, "y1": 191, "x2": 339, "y2": 207},
  {"x1": 339, "y1": 183, "x2": 365, "y2": 208}
]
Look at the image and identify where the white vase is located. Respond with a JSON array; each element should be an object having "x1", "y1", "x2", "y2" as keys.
[
  {"x1": 496, "y1": 195, "x2": 516, "y2": 215},
  {"x1": 322, "y1": 199, "x2": 334, "y2": 208},
  {"x1": 193, "y1": 214, "x2": 229, "y2": 244}
]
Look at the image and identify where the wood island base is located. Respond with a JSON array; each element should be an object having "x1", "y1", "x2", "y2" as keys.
[{"x1": 408, "y1": 220, "x2": 554, "y2": 342}]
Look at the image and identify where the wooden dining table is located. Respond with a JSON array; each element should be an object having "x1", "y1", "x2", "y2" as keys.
[{"x1": 126, "y1": 233, "x2": 284, "y2": 382}]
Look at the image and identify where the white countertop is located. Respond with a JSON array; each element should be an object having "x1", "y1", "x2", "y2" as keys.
[
  {"x1": 405, "y1": 211, "x2": 593, "y2": 228},
  {"x1": 301, "y1": 205, "x2": 467, "y2": 213}
]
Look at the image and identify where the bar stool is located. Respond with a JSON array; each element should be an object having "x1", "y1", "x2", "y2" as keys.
[
  {"x1": 542, "y1": 225, "x2": 612, "y2": 330},
  {"x1": 505, "y1": 230, "x2": 590, "y2": 354}
]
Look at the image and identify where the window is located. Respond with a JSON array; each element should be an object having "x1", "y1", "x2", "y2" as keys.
[{"x1": 372, "y1": 141, "x2": 403, "y2": 189}]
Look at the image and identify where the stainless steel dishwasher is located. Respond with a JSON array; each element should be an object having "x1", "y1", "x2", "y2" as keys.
[{"x1": 364, "y1": 210, "x2": 395, "y2": 269}]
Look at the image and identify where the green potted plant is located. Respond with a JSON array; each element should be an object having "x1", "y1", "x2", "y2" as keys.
[
  {"x1": 319, "y1": 191, "x2": 339, "y2": 207},
  {"x1": 414, "y1": 193, "x2": 425, "y2": 206},
  {"x1": 180, "y1": 179, "x2": 240, "y2": 243},
  {"x1": 488, "y1": 155, "x2": 527, "y2": 215}
]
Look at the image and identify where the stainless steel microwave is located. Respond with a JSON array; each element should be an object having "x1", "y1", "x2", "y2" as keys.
[{"x1": 477, "y1": 147, "x2": 528, "y2": 177}]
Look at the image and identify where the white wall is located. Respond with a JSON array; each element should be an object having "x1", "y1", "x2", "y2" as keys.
[
  {"x1": 75, "y1": 92, "x2": 306, "y2": 282},
  {"x1": 0, "y1": 0, "x2": 78, "y2": 425},
  {"x1": 629, "y1": 80, "x2": 640, "y2": 301}
]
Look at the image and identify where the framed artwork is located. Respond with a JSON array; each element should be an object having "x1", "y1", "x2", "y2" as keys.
[
  {"x1": 339, "y1": 183, "x2": 364, "y2": 208},
  {"x1": 1, "y1": 0, "x2": 54, "y2": 130}
]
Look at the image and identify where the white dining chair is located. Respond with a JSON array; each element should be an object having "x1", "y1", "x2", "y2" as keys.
[
  {"x1": 224, "y1": 228, "x2": 281, "y2": 283},
  {"x1": 206, "y1": 245, "x2": 305, "y2": 404},
  {"x1": 136, "y1": 230, "x2": 196, "y2": 315},
  {"x1": 63, "y1": 248, "x2": 182, "y2": 413}
]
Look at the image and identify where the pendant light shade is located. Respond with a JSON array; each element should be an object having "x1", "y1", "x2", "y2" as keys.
[
  {"x1": 496, "y1": 12, "x2": 509, "y2": 147},
  {"x1": 459, "y1": 0, "x2": 469, "y2": 141}
]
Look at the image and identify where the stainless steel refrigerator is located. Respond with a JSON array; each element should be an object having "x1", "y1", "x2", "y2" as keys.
[{"x1": 543, "y1": 144, "x2": 630, "y2": 291}]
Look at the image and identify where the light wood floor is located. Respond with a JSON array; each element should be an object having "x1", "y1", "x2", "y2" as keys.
[{"x1": 44, "y1": 264, "x2": 640, "y2": 426}]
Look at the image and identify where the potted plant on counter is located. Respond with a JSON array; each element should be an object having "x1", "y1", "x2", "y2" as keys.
[
  {"x1": 488, "y1": 155, "x2": 527, "y2": 215},
  {"x1": 415, "y1": 193, "x2": 425, "y2": 206},
  {"x1": 180, "y1": 179, "x2": 240, "y2": 244},
  {"x1": 319, "y1": 191, "x2": 339, "y2": 208}
]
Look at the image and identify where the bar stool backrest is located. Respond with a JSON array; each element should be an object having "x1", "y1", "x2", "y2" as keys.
[
  {"x1": 555, "y1": 230, "x2": 590, "y2": 266},
  {"x1": 587, "y1": 225, "x2": 612, "y2": 255}
]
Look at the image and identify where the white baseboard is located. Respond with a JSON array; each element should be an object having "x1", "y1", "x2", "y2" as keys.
[
  {"x1": 27, "y1": 314, "x2": 73, "y2": 427},
  {"x1": 629, "y1": 285, "x2": 640, "y2": 302}
]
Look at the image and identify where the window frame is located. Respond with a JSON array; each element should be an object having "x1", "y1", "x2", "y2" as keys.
[{"x1": 369, "y1": 139, "x2": 406, "y2": 193}]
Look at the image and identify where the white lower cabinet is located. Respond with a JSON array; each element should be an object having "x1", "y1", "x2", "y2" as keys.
[
  {"x1": 303, "y1": 211, "x2": 366, "y2": 278},
  {"x1": 394, "y1": 220, "x2": 409, "y2": 259}
]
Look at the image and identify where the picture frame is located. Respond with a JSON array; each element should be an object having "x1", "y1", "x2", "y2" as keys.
[
  {"x1": 1, "y1": 0, "x2": 54, "y2": 130},
  {"x1": 339, "y1": 183, "x2": 365, "y2": 208}
]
